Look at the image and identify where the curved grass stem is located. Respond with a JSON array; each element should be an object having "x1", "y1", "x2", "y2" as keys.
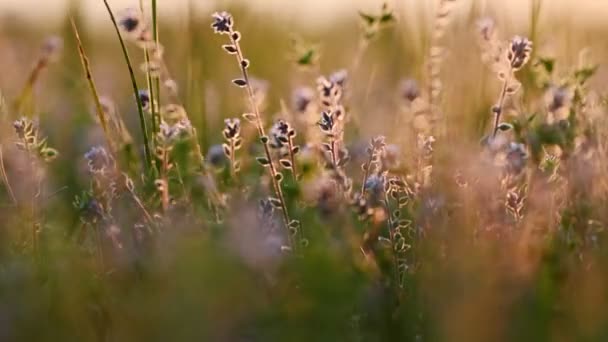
[{"x1": 102, "y1": 0, "x2": 153, "y2": 170}]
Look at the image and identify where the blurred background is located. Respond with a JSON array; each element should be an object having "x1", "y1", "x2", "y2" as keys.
[{"x1": 1, "y1": 0, "x2": 608, "y2": 341}]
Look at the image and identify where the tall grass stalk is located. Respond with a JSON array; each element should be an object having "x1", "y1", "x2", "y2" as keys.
[
  {"x1": 216, "y1": 16, "x2": 296, "y2": 249},
  {"x1": 70, "y1": 19, "x2": 113, "y2": 150},
  {"x1": 151, "y1": 0, "x2": 162, "y2": 134},
  {"x1": 139, "y1": 0, "x2": 158, "y2": 137},
  {"x1": 0, "y1": 146, "x2": 16, "y2": 205},
  {"x1": 101, "y1": 0, "x2": 153, "y2": 170}
]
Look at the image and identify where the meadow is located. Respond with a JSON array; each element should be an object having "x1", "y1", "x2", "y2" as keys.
[{"x1": 0, "y1": 0, "x2": 608, "y2": 340}]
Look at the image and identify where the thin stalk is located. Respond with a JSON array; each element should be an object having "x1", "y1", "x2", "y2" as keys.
[
  {"x1": 160, "y1": 148, "x2": 170, "y2": 212},
  {"x1": 286, "y1": 137, "x2": 298, "y2": 181},
  {"x1": 13, "y1": 59, "x2": 47, "y2": 117},
  {"x1": 70, "y1": 19, "x2": 113, "y2": 150},
  {"x1": 139, "y1": 0, "x2": 158, "y2": 137},
  {"x1": 491, "y1": 70, "x2": 512, "y2": 138},
  {"x1": 383, "y1": 189, "x2": 401, "y2": 290},
  {"x1": 94, "y1": 223, "x2": 106, "y2": 274},
  {"x1": 0, "y1": 146, "x2": 16, "y2": 205},
  {"x1": 360, "y1": 152, "x2": 374, "y2": 195},
  {"x1": 128, "y1": 187, "x2": 154, "y2": 224},
  {"x1": 101, "y1": 0, "x2": 153, "y2": 169},
  {"x1": 330, "y1": 138, "x2": 337, "y2": 169},
  {"x1": 229, "y1": 139, "x2": 237, "y2": 179},
  {"x1": 228, "y1": 29, "x2": 295, "y2": 249},
  {"x1": 151, "y1": 0, "x2": 162, "y2": 133}
]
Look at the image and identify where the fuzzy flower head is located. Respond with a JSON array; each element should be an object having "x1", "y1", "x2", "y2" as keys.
[
  {"x1": 508, "y1": 36, "x2": 533, "y2": 70},
  {"x1": 318, "y1": 111, "x2": 336, "y2": 136},
  {"x1": 138, "y1": 89, "x2": 151, "y2": 111},
  {"x1": 84, "y1": 146, "x2": 113, "y2": 174},
  {"x1": 505, "y1": 142, "x2": 528, "y2": 174},
  {"x1": 211, "y1": 11, "x2": 233, "y2": 34},
  {"x1": 329, "y1": 69, "x2": 348, "y2": 87},
  {"x1": 292, "y1": 87, "x2": 315, "y2": 113},
  {"x1": 13, "y1": 117, "x2": 32, "y2": 141},
  {"x1": 206, "y1": 144, "x2": 227, "y2": 167},
  {"x1": 477, "y1": 17, "x2": 496, "y2": 41},
  {"x1": 41, "y1": 35, "x2": 64, "y2": 63},
  {"x1": 158, "y1": 118, "x2": 192, "y2": 145},
  {"x1": 269, "y1": 120, "x2": 295, "y2": 149},
  {"x1": 118, "y1": 8, "x2": 149, "y2": 41}
]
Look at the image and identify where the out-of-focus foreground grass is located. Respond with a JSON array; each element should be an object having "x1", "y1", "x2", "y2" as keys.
[{"x1": 1, "y1": 0, "x2": 608, "y2": 341}]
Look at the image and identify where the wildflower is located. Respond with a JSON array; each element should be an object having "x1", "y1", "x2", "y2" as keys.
[
  {"x1": 223, "y1": 118, "x2": 241, "y2": 140},
  {"x1": 417, "y1": 134, "x2": 436, "y2": 158},
  {"x1": 317, "y1": 76, "x2": 334, "y2": 99},
  {"x1": 292, "y1": 87, "x2": 314, "y2": 112},
  {"x1": 140, "y1": 60, "x2": 162, "y2": 78},
  {"x1": 269, "y1": 120, "x2": 294, "y2": 149},
  {"x1": 211, "y1": 12, "x2": 233, "y2": 34},
  {"x1": 399, "y1": 79, "x2": 420, "y2": 102},
  {"x1": 118, "y1": 8, "x2": 144, "y2": 35},
  {"x1": 476, "y1": 17, "x2": 495, "y2": 41},
  {"x1": 206, "y1": 144, "x2": 227, "y2": 167},
  {"x1": 161, "y1": 104, "x2": 188, "y2": 123},
  {"x1": 164, "y1": 79, "x2": 178, "y2": 95},
  {"x1": 364, "y1": 174, "x2": 385, "y2": 203},
  {"x1": 138, "y1": 89, "x2": 151, "y2": 111},
  {"x1": 317, "y1": 71, "x2": 346, "y2": 107},
  {"x1": 507, "y1": 36, "x2": 533, "y2": 70},
  {"x1": 318, "y1": 111, "x2": 336, "y2": 135},
  {"x1": 329, "y1": 69, "x2": 348, "y2": 87},
  {"x1": 382, "y1": 144, "x2": 400, "y2": 169},
  {"x1": 41, "y1": 35, "x2": 63, "y2": 62},
  {"x1": 13, "y1": 117, "x2": 30, "y2": 140},
  {"x1": 505, "y1": 142, "x2": 528, "y2": 174},
  {"x1": 547, "y1": 86, "x2": 571, "y2": 112},
  {"x1": 158, "y1": 118, "x2": 192, "y2": 143},
  {"x1": 84, "y1": 146, "x2": 113, "y2": 173}
]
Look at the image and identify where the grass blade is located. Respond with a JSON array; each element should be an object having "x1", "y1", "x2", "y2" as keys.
[
  {"x1": 70, "y1": 18, "x2": 113, "y2": 149},
  {"x1": 101, "y1": 0, "x2": 153, "y2": 170}
]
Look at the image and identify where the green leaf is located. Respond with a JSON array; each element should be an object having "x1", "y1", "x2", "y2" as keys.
[
  {"x1": 297, "y1": 49, "x2": 316, "y2": 66},
  {"x1": 358, "y1": 11, "x2": 377, "y2": 26}
]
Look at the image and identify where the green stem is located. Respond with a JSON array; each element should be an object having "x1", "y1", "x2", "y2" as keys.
[
  {"x1": 151, "y1": 0, "x2": 162, "y2": 134},
  {"x1": 102, "y1": 0, "x2": 153, "y2": 170}
]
